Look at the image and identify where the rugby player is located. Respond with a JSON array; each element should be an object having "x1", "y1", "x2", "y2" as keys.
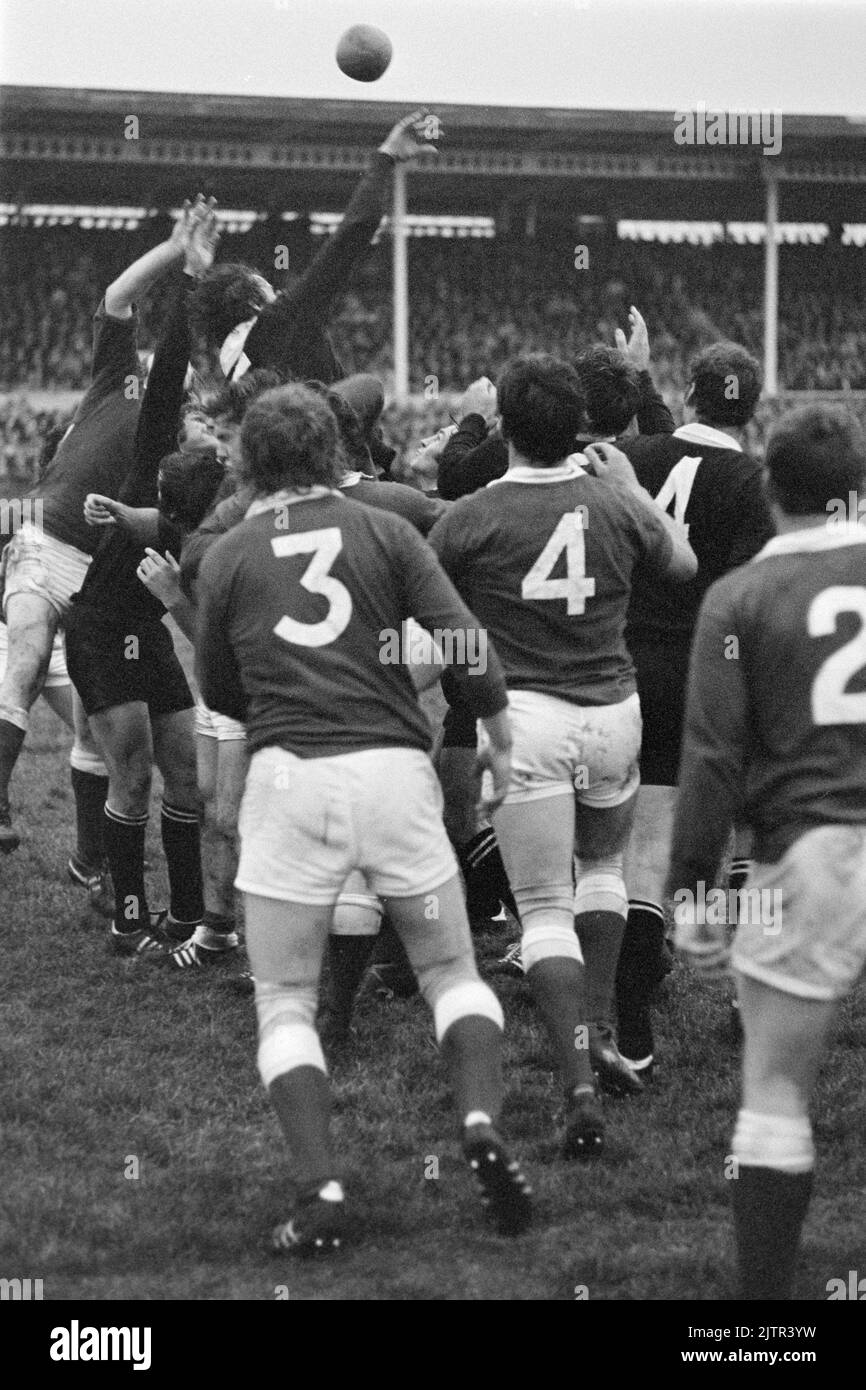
[
  {"x1": 617, "y1": 342, "x2": 774, "y2": 1075},
  {"x1": 668, "y1": 403, "x2": 866, "y2": 1300},
  {"x1": 65, "y1": 200, "x2": 225, "y2": 957},
  {"x1": 0, "y1": 202, "x2": 205, "y2": 861},
  {"x1": 429, "y1": 355, "x2": 697, "y2": 1150},
  {"x1": 196, "y1": 382, "x2": 532, "y2": 1252}
]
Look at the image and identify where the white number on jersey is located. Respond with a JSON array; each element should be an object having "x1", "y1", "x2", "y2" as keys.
[
  {"x1": 808, "y1": 586, "x2": 866, "y2": 724},
  {"x1": 521, "y1": 510, "x2": 596, "y2": 615},
  {"x1": 654, "y1": 455, "x2": 702, "y2": 538},
  {"x1": 271, "y1": 528, "x2": 352, "y2": 648}
]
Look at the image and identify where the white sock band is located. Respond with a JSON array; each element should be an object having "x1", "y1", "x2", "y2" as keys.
[
  {"x1": 433, "y1": 979, "x2": 503, "y2": 1043},
  {"x1": 255, "y1": 981, "x2": 324, "y2": 1087},
  {"x1": 573, "y1": 865, "x2": 628, "y2": 918},
  {"x1": 732, "y1": 1108, "x2": 815, "y2": 1174},
  {"x1": 522, "y1": 920, "x2": 583, "y2": 969},
  {"x1": 70, "y1": 741, "x2": 108, "y2": 778},
  {"x1": 0, "y1": 703, "x2": 29, "y2": 733}
]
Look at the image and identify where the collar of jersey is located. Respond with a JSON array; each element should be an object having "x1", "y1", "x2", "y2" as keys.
[
  {"x1": 340, "y1": 471, "x2": 377, "y2": 487},
  {"x1": 755, "y1": 521, "x2": 866, "y2": 560},
  {"x1": 219, "y1": 317, "x2": 257, "y2": 381},
  {"x1": 245, "y1": 487, "x2": 339, "y2": 518},
  {"x1": 673, "y1": 422, "x2": 742, "y2": 453},
  {"x1": 489, "y1": 455, "x2": 588, "y2": 486}
]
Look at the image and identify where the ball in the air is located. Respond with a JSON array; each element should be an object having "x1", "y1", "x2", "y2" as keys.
[{"x1": 336, "y1": 25, "x2": 393, "y2": 82}]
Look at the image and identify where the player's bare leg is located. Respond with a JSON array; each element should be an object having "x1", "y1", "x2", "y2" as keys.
[
  {"x1": 151, "y1": 708, "x2": 205, "y2": 945},
  {"x1": 245, "y1": 893, "x2": 347, "y2": 1255},
  {"x1": 731, "y1": 974, "x2": 837, "y2": 1299},
  {"x1": 574, "y1": 792, "x2": 643, "y2": 1097},
  {"x1": 0, "y1": 591, "x2": 57, "y2": 850},
  {"x1": 187, "y1": 732, "x2": 245, "y2": 965},
  {"x1": 384, "y1": 875, "x2": 532, "y2": 1233},
  {"x1": 618, "y1": 783, "x2": 676, "y2": 1073},
  {"x1": 495, "y1": 792, "x2": 604, "y2": 1157},
  {"x1": 91, "y1": 701, "x2": 158, "y2": 950}
]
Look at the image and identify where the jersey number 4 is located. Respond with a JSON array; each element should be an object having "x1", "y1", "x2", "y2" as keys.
[
  {"x1": 809, "y1": 586, "x2": 866, "y2": 724},
  {"x1": 521, "y1": 511, "x2": 596, "y2": 614},
  {"x1": 271, "y1": 528, "x2": 352, "y2": 647}
]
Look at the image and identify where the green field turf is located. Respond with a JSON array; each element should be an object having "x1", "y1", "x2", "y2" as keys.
[{"x1": 1, "y1": 697, "x2": 864, "y2": 1301}]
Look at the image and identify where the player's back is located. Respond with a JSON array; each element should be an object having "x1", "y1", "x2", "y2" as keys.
[
  {"x1": 710, "y1": 523, "x2": 866, "y2": 857},
  {"x1": 430, "y1": 460, "x2": 673, "y2": 706},
  {"x1": 199, "y1": 490, "x2": 496, "y2": 758},
  {"x1": 622, "y1": 427, "x2": 773, "y2": 647}
]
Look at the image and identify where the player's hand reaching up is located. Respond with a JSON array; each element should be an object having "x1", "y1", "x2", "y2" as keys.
[
  {"x1": 136, "y1": 548, "x2": 183, "y2": 607},
  {"x1": 582, "y1": 441, "x2": 641, "y2": 492},
  {"x1": 184, "y1": 196, "x2": 220, "y2": 278},
  {"x1": 379, "y1": 110, "x2": 442, "y2": 162},
  {"x1": 615, "y1": 305, "x2": 651, "y2": 372}
]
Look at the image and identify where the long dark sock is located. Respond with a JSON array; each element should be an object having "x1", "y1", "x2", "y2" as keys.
[
  {"x1": 526, "y1": 957, "x2": 595, "y2": 1090},
  {"x1": 160, "y1": 800, "x2": 204, "y2": 925},
  {"x1": 71, "y1": 767, "x2": 108, "y2": 867},
  {"x1": 732, "y1": 1166, "x2": 813, "y2": 1299},
  {"x1": 439, "y1": 1014, "x2": 503, "y2": 1124},
  {"x1": 103, "y1": 805, "x2": 149, "y2": 931},
  {"x1": 269, "y1": 1066, "x2": 338, "y2": 1192},
  {"x1": 574, "y1": 910, "x2": 626, "y2": 1026},
  {"x1": 0, "y1": 718, "x2": 26, "y2": 805},
  {"x1": 456, "y1": 828, "x2": 517, "y2": 919},
  {"x1": 327, "y1": 934, "x2": 377, "y2": 1025}
]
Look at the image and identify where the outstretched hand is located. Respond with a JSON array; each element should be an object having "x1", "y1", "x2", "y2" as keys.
[
  {"x1": 380, "y1": 109, "x2": 442, "y2": 162},
  {"x1": 184, "y1": 197, "x2": 220, "y2": 278},
  {"x1": 614, "y1": 305, "x2": 650, "y2": 372}
]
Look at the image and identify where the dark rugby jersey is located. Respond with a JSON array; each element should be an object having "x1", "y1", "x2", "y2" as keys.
[
  {"x1": 196, "y1": 490, "x2": 507, "y2": 758},
  {"x1": 428, "y1": 459, "x2": 674, "y2": 706},
  {"x1": 668, "y1": 523, "x2": 866, "y2": 884},
  {"x1": 339, "y1": 473, "x2": 446, "y2": 536},
  {"x1": 220, "y1": 152, "x2": 394, "y2": 384},
  {"x1": 622, "y1": 422, "x2": 774, "y2": 651},
  {"x1": 29, "y1": 301, "x2": 140, "y2": 554},
  {"x1": 72, "y1": 274, "x2": 193, "y2": 622}
]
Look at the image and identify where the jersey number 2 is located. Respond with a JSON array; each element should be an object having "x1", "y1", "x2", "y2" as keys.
[
  {"x1": 521, "y1": 511, "x2": 596, "y2": 614},
  {"x1": 808, "y1": 586, "x2": 866, "y2": 724},
  {"x1": 271, "y1": 528, "x2": 352, "y2": 648}
]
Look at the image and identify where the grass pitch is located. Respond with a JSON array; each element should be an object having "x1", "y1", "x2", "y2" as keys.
[{"x1": 1, "y1": 697, "x2": 864, "y2": 1302}]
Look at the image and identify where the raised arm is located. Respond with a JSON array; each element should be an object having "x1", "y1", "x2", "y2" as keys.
[
  {"x1": 243, "y1": 111, "x2": 440, "y2": 371},
  {"x1": 615, "y1": 306, "x2": 675, "y2": 435},
  {"x1": 104, "y1": 200, "x2": 196, "y2": 319}
]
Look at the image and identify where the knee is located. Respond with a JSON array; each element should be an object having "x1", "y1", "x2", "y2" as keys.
[{"x1": 254, "y1": 980, "x2": 325, "y2": 1087}]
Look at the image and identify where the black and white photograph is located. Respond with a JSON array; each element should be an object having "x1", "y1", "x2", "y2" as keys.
[{"x1": 1, "y1": 0, "x2": 865, "y2": 1335}]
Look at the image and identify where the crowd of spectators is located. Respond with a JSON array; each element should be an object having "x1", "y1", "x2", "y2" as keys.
[{"x1": 2, "y1": 222, "x2": 865, "y2": 484}]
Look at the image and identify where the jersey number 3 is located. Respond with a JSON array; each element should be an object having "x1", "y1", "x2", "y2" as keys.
[
  {"x1": 522, "y1": 511, "x2": 596, "y2": 614},
  {"x1": 271, "y1": 529, "x2": 352, "y2": 647},
  {"x1": 809, "y1": 586, "x2": 866, "y2": 724}
]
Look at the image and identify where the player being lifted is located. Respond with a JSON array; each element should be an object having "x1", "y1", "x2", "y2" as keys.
[
  {"x1": 429, "y1": 355, "x2": 696, "y2": 1154},
  {"x1": 669, "y1": 403, "x2": 866, "y2": 1301},
  {"x1": 195, "y1": 382, "x2": 532, "y2": 1252}
]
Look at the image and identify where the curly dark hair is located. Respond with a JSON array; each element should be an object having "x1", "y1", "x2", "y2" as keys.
[
  {"x1": 765, "y1": 404, "x2": 866, "y2": 515},
  {"x1": 191, "y1": 263, "x2": 272, "y2": 348},
  {"x1": 573, "y1": 345, "x2": 641, "y2": 436},
  {"x1": 158, "y1": 449, "x2": 227, "y2": 533},
  {"x1": 239, "y1": 384, "x2": 345, "y2": 494},
  {"x1": 204, "y1": 368, "x2": 287, "y2": 425},
  {"x1": 688, "y1": 342, "x2": 762, "y2": 427},
  {"x1": 497, "y1": 353, "x2": 586, "y2": 465}
]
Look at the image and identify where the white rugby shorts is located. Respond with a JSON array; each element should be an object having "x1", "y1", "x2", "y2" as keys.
[{"x1": 236, "y1": 745, "x2": 457, "y2": 904}]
